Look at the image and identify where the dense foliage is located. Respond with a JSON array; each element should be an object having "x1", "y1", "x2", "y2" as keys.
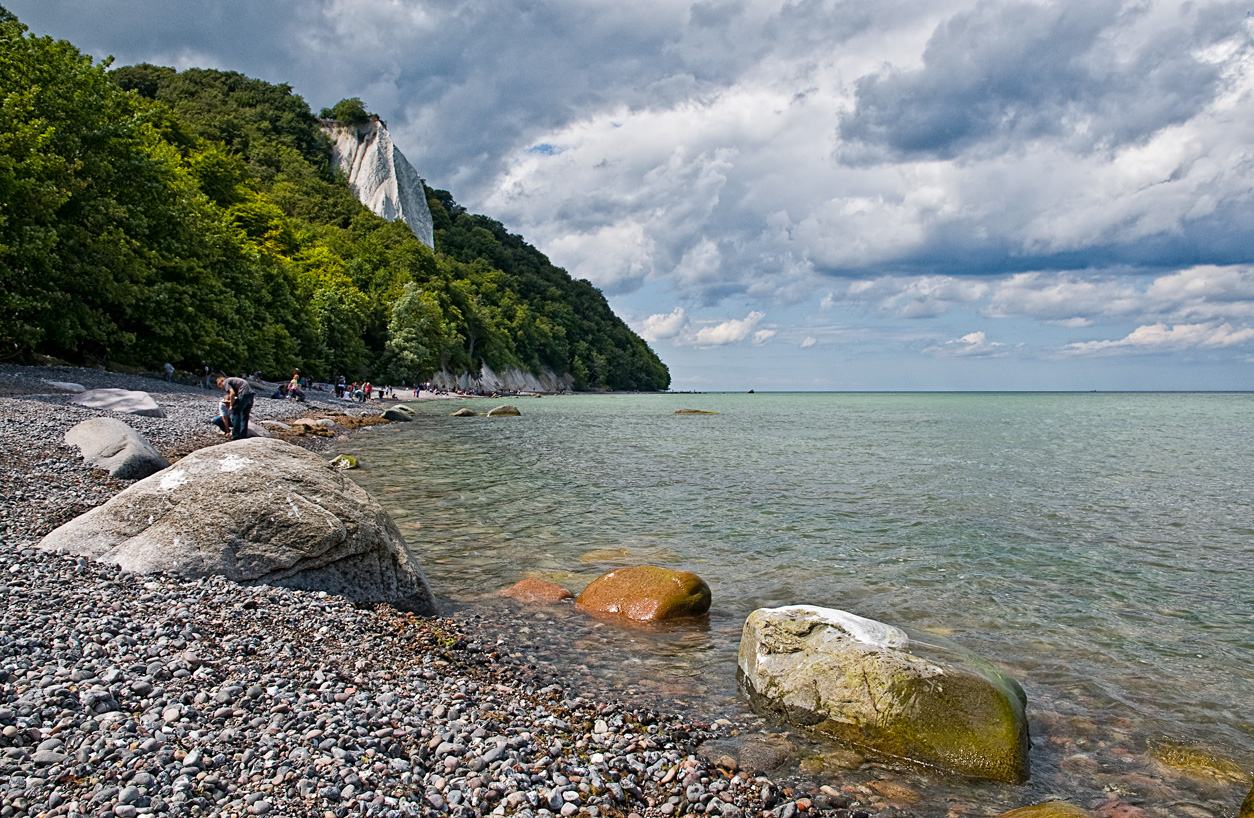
[{"x1": 0, "y1": 12, "x2": 669, "y2": 390}]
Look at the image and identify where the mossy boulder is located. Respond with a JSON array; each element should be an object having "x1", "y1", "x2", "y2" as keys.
[
  {"x1": 487, "y1": 404, "x2": 521, "y2": 417},
  {"x1": 996, "y1": 803, "x2": 1095, "y2": 818},
  {"x1": 450, "y1": 407, "x2": 477, "y2": 417},
  {"x1": 737, "y1": 605, "x2": 1030, "y2": 783},
  {"x1": 1241, "y1": 782, "x2": 1254, "y2": 818},
  {"x1": 576, "y1": 565, "x2": 711, "y2": 622}
]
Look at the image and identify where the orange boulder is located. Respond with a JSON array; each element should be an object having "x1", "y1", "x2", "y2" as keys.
[
  {"x1": 499, "y1": 577, "x2": 574, "y2": 604},
  {"x1": 576, "y1": 565, "x2": 711, "y2": 622}
]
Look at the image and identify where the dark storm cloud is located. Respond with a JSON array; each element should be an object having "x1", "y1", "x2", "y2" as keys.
[{"x1": 837, "y1": 0, "x2": 1242, "y2": 163}]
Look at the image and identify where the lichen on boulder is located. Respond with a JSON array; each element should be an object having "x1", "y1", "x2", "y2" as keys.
[
  {"x1": 737, "y1": 605, "x2": 1030, "y2": 783},
  {"x1": 576, "y1": 565, "x2": 711, "y2": 622}
]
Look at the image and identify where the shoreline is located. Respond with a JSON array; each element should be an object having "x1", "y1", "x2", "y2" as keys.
[{"x1": 0, "y1": 365, "x2": 884, "y2": 818}]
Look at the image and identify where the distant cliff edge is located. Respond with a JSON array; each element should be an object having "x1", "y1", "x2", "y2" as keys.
[{"x1": 322, "y1": 118, "x2": 435, "y2": 248}]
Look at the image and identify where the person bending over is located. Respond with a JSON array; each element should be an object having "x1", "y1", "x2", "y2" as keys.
[{"x1": 216, "y1": 376, "x2": 255, "y2": 440}]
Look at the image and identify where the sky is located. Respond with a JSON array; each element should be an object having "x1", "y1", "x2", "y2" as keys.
[{"x1": 10, "y1": 0, "x2": 1254, "y2": 390}]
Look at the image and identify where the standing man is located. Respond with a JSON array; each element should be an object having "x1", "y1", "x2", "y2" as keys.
[{"x1": 216, "y1": 376, "x2": 255, "y2": 440}]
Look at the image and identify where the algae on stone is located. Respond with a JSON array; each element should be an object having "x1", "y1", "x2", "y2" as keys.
[
  {"x1": 738, "y1": 605, "x2": 1030, "y2": 783},
  {"x1": 996, "y1": 803, "x2": 1095, "y2": 818}
]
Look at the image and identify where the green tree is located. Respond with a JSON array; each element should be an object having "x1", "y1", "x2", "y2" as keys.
[{"x1": 320, "y1": 97, "x2": 373, "y2": 126}]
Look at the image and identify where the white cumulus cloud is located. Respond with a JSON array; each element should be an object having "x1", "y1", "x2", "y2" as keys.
[
  {"x1": 1062, "y1": 322, "x2": 1254, "y2": 355},
  {"x1": 638, "y1": 307, "x2": 688, "y2": 342},
  {"x1": 692, "y1": 311, "x2": 766, "y2": 346},
  {"x1": 924, "y1": 331, "x2": 1009, "y2": 357}
]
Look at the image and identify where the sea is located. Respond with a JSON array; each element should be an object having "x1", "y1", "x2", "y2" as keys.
[{"x1": 337, "y1": 392, "x2": 1253, "y2": 816}]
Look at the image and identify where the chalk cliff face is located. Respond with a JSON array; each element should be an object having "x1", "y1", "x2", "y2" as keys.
[
  {"x1": 429, "y1": 364, "x2": 575, "y2": 394},
  {"x1": 323, "y1": 119, "x2": 435, "y2": 248}
]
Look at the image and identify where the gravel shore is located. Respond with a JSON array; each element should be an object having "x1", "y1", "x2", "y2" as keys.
[{"x1": 0, "y1": 366, "x2": 889, "y2": 818}]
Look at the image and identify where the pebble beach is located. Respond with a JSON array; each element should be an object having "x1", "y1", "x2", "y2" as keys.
[{"x1": 0, "y1": 366, "x2": 887, "y2": 818}]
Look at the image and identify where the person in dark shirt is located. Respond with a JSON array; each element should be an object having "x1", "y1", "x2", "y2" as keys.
[{"x1": 216, "y1": 376, "x2": 255, "y2": 440}]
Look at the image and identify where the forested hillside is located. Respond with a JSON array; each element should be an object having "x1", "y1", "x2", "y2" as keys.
[{"x1": 0, "y1": 9, "x2": 670, "y2": 391}]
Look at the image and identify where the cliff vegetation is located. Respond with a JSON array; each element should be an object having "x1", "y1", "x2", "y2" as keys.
[{"x1": 0, "y1": 10, "x2": 670, "y2": 391}]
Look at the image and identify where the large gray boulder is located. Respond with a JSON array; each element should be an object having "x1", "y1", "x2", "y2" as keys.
[
  {"x1": 738, "y1": 605, "x2": 1029, "y2": 783},
  {"x1": 382, "y1": 405, "x2": 415, "y2": 422},
  {"x1": 70, "y1": 387, "x2": 165, "y2": 418},
  {"x1": 38, "y1": 437, "x2": 437, "y2": 615},
  {"x1": 64, "y1": 418, "x2": 169, "y2": 480}
]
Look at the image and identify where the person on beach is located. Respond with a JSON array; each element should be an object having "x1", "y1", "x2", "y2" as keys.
[
  {"x1": 210, "y1": 394, "x2": 231, "y2": 434},
  {"x1": 201, "y1": 363, "x2": 211, "y2": 389},
  {"x1": 163, "y1": 362, "x2": 174, "y2": 381},
  {"x1": 216, "y1": 376, "x2": 254, "y2": 440}
]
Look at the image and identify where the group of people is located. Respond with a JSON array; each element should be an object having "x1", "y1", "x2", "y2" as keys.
[
  {"x1": 209, "y1": 369, "x2": 419, "y2": 441},
  {"x1": 335, "y1": 376, "x2": 400, "y2": 403}
]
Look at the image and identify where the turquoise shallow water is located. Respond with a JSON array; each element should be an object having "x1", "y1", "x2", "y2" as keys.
[{"x1": 340, "y1": 392, "x2": 1254, "y2": 814}]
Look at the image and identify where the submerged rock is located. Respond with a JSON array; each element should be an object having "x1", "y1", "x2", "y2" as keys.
[
  {"x1": 674, "y1": 408, "x2": 718, "y2": 415},
  {"x1": 38, "y1": 437, "x2": 437, "y2": 614},
  {"x1": 499, "y1": 577, "x2": 573, "y2": 604},
  {"x1": 70, "y1": 387, "x2": 165, "y2": 418},
  {"x1": 64, "y1": 417, "x2": 169, "y2": 480},
  {"x1": 997, "y1": 804, "x2": 1095, "y2": 818},
  {"x1": 698, "y1": 736, "x2": 795, "y2": 774},
  {"x1": 576, "y1": 565, "x2": 711, "y2": 622},
  {"x1": 487, "y1": 404, "x2": 521, "y2": 417},
  {"x1": 1149, "y1": 740, "x2": 1247, "y2": 782},
  {"x1": 737, "y1": 605, "x2": 1030, "y2": 783}
]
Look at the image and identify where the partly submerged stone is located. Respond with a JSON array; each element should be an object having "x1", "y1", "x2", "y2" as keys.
[
  {"x1": 71, "y1": 387, "x2": 165, "y2": 418},
  {"x1": 1242, "y1": 782, "x2": 1254, "y2": 818},
  {"x1": 486, "y1": 404, "x2": 521, "y2": 417},
  {"x1": 697, "y1": 736, "x2": 795, "y2": 774},
  {"x1": 737, "y1": 605, "x2": 1030, "y2": 783},
  {"x1": 576, "y1": 565, "x2": 711, "y2": 622},
  {"x1": 38, "y1": 437, "x2": 436, "y2": 615},
  {"x1": 499, "y1": 577, "x2": 573, "y2": 604},
  {"x1": 329, "y1": 454, "x2": 358, "y2": 470},
  {"x1": 674, "y1": 408, "x2": 718, "y2": 415},
  {"x1": 450, "y1": 407, "x2": 477, "y2": 417},
  {"x1": 64, "y1": 417, "x2": 169, "y2": 480},
  {"x1": 382, "y1": 405, "x2": 415, "y2": 422},
  {"x1": 996, "y1": 804, "x2": 1095, "y2": 818}
]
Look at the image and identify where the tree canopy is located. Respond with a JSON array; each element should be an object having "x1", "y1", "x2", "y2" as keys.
[{"x1": 0, "y1": 12, "x2": 669, "y2": 390}]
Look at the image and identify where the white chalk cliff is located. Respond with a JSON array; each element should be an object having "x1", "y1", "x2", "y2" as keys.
[{"x1": 323, "y1": 119, "x2": 435, "y2": 248}]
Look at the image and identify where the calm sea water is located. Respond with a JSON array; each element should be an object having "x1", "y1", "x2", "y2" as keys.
[{"x1": 340, "y1": 393, "x2": 1254, "y2": 815}]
